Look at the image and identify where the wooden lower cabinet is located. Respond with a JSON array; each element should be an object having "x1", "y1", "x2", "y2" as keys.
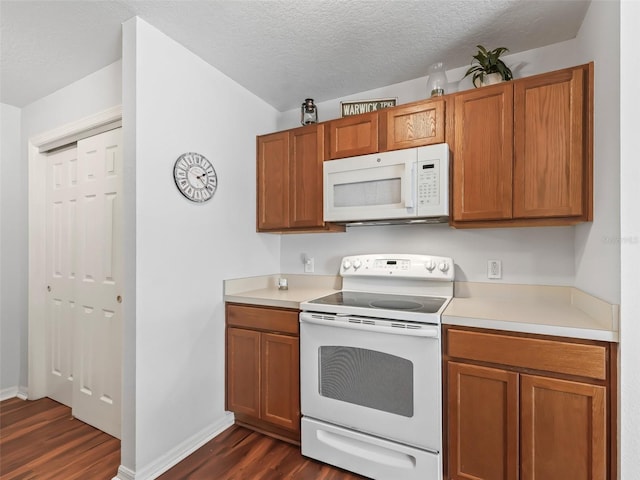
[
  {"x1": 444, "y1": 326, "x2": 615, "y2": 480},
  {"x1": 226, "y1": 303, "x2": 300, "y2": 443},
  {"x1": 260, "y1": 333, "x2": 299, "y2": 432},
  {"x1": 448, "y1": 362, "x2": 518, "y2": 480},
  {"x1": 520, "y1": 374, "x2": 606, "y2": 480}
]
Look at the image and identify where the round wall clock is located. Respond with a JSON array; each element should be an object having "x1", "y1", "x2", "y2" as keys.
[{"x1": 173, "y1": 152, "x2": 218, "y2": 203}]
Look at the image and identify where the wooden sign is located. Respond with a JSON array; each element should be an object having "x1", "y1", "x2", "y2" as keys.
[{"x1": 340, "y1": 98, "x2": 397, "y2": 117}]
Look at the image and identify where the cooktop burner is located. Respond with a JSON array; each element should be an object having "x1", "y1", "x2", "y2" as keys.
[{"x1": 308, "y1": 291, "x2": 447, "y2": 315}]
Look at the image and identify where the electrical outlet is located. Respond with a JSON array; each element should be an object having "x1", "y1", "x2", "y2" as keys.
[
  {"x1": 304, "y1": 257, "x2": 315, "y2": 273},
  {"x1": 488, "y1": 260, "x2": 502, "y2": 279}
]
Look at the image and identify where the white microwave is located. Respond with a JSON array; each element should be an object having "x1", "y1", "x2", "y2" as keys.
[{"x1": 323, "y1": 143, "x2": 449, "y2": 225}]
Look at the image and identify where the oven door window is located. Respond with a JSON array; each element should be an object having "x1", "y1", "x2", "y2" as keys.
[{"x1": 319, "y1": 346, "x2": 413, "y2": 417}]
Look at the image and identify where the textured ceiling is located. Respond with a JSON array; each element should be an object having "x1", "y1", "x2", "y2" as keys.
[{"x1": 0, "y1": 0, "x2": 591, "y2": 111}]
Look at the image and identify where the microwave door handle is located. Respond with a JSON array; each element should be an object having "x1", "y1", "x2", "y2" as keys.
[{"x1": 405, "y1": 161, "x2": 415, "y2": 209}]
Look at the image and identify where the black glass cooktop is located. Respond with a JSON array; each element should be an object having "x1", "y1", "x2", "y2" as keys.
[{"x1": 308, "y1": 291, "x2": 447, "y2": 314}]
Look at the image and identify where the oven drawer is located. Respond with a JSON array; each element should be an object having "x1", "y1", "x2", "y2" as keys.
[
  {"x1": 226, "y1": 303, "x2": 298, "y2": 334},
  {"x1": 302, "y1": 417, "x2": 441, "y2": 480},
  {"x1": 445, "y1": 328, "x2": 607, "y2": 380}
]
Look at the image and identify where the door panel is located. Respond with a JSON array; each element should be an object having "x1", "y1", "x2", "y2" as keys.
[
  {"x1": 45, "y1": 146, "x2": 79, "y2": 407},
  {"x1": 261, "y1": 333, "x2": 299, "y2": 432},
  {"x1": 520, "y1": 374, "x2": 606, "y2": 480},
  {"x1": 227, "y1": 327, "x2": 261, "y2": 417},
  {"x1": 514, "y1": 68, "x2": 585, "y2": 218},
  {"x1": 452, "y1": 83, "x2": 514, "y2": 221},
  {"x1": 71, "y1": 128, "x2": 123, "y2": 439},
  {"x1": 448, "y1": 362, "x2": 518, "y2": 480},
  {"x1": 289, "y1": 125, "x2": 324, "y2": 228},
  {"x1": 257, "y1": 132, "x2": 289, "y2": 229}
]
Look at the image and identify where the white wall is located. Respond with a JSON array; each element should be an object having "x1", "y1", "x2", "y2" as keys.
[
  {"x1": 0, "y1": 103, "x2": 25, "y2": 397},
  {"x1": 22, "y1": 61, "x2": 122, "y2": 141},
  {"x1": 278, "y1": 2, "x2": 620, "y2": 306},
  {"x1": 122, "y1": 17, "x2": 280, "y2": 477},
  {"x1": 280, "y1": 225, "x2": 575, "y2": 286},
  {"x1": 571, "y1": 0, "x2": 621, "y2": 304},
  {"x1": 619, "y1": 1, "x2": 640, "y2": 478}
]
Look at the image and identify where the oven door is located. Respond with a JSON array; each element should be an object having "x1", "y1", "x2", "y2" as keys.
[{"x1": 299, "y1": 312, "x2": 442, "y2": 452}]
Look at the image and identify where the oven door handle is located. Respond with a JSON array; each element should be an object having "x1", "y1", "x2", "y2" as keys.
[{"x1": 300, "y1": 313, "x2": 440, "y2": 338}]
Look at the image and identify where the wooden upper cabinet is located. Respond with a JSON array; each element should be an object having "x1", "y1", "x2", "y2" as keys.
[
  {"x1": 257, "y1": 125, "x2": 337, "y2": 232},
  {"x1": 289, "y1": 125, "x2": 324, "y2": 228},
  {"x1": 520, "y1": 374, "x2": 607, "y2": 480},
  {"x1": 379, "y1": 99, "x2": 445, "y2": 151},
  {"x1": 452, "y1": 83, "x2": 514, "y2": 222},
  {"x1": 257, "y1": 131, "x2": 289, "y2": 230},
  {"x1": 514, "y1": 66, "x2": 590, "y2": 219},
  {"x1": 326, "y1": 112, "x2": 378, "y2": 159},
  {"x1": 451, "y1": 63, "x2": 593, "y2": 227}
]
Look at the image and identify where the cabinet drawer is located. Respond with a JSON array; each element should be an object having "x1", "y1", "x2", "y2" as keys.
[
  {"x1": 227, "y1": 303, "x2": 299, "y2": 335},
  {"x1": 445, "y1": 328, "x2": 607, "y2": 380}
]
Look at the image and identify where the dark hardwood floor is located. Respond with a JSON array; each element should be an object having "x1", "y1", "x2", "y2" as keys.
[
  {"x1": 1, "y1": 397, "x2": 367, "y2": 480},
  {"x1": 157, "y1": 424, "x2": 368, "y2": 480},
  {"x1": 0, "y1": 397, "x2": 120, "y2": 479}
]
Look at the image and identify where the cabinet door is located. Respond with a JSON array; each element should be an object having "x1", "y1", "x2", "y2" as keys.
[
  {"x1": 327, "y1": 112, "x2": 378, "y2": 159},
  {"x1": 514, "y1": 66, "x2": 588, "y2": 218},
  {"x1": 520, "y1": 374, "x2": 606, "y2": 480},
  {"x1": 261, "y1": 333, "x2": 300, "y2": 433},
  {"x1": 448, "y1": 362, "x2": 518, "y2": 480},
  {"x1": 289, "y1": 125, "x2": 325, "y2": 228},
  {"x1": 257, "y1": 131, "x2": 289, "y2": 230},
  {"x1": 452, "y1": 83, "x2": 514, "y2": 222},
  {"x1": 380, "y1": 99, "x2": 445, "y2": 151},
  {"x1": 226, "y1": 327, "x2": 261, "y2": 418}
]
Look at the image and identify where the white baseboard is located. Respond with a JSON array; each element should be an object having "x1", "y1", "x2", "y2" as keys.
[
  {"x1": 17, "y1": 386, "x2": 28, "y2": 400},
  {"x1": 112, "y1": 412, "x2": 234, "y2": 480},
  {"x1": 0, "y1": 386, "x2": 29, "y2": 401},
  {"x1": 113, "y1": 465, "x2": 135, "y2": 480}
]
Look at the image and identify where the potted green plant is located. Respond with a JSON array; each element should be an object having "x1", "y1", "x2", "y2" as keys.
[{"x1": 464, "y1": 45, "x2": 514, "y2": 87}]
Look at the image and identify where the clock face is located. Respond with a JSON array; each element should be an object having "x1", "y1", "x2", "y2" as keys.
[{"x1": 173, "y1": 152, "x2": 217, "y2": 203}]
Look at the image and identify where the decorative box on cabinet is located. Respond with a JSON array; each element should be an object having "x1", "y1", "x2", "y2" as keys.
[
  {"x1": 256, "y1": 125, "x2": 343, "y2": 233},
  {"x1": 450, "y1": 63, "x2": 593, "y2": 228},
  {"x1": 443, "y1": 325, "x2": 616, "y2": 480},
  {"x1": 226, "y1": 303, "x2": 300, "y2": 444}
]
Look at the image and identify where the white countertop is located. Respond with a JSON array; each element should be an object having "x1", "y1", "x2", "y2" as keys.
[
  {"x1": 224, "y1": 274, "x2": 341, "y2": 310},
  {"x1": 224, "y1": 276, "x2": 619, "y2": 342},
  {"x1": 443, "y1": 282, "x2": 619, "y2": 342}
]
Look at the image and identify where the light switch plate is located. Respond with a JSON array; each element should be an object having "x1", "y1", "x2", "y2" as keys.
[{"x1": 304, "y1": 257, "x2": 315, "y2": 273}]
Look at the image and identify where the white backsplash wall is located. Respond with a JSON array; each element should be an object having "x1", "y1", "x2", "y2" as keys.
[{"x1": 280, "y1": 224, "x2": 575, "y2": 286}]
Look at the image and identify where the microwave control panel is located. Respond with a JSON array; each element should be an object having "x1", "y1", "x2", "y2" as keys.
[
  {"x1": 416, "y1": 159, "x2": 440, "y2": 208},
  {"x1": 415, "y1": 143, "x2": 449, "y2": 217}
]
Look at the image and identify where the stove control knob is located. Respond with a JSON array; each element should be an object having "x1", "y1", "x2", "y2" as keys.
[
  {"x1": 342, "y1": 259, "x2": 352, "y2": 270},
  {"x1": 439, "y1": 262, "x2": 450, "y2": 273},
  {"x1": 425, "y1": 260, "x2": 436, "y2": 272},
  {"x1": 353, "y1": 259, "x2": 362, "y2": 270}
]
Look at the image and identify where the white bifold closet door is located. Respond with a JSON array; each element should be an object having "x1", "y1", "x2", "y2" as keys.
[{"x1": 45, "y1": 128, "x2": 123, "y2": 439}]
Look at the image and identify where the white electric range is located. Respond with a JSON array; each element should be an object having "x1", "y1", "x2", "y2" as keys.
[{"x1": 299, "y1": 253, "x2": 454, "y2": 480}]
